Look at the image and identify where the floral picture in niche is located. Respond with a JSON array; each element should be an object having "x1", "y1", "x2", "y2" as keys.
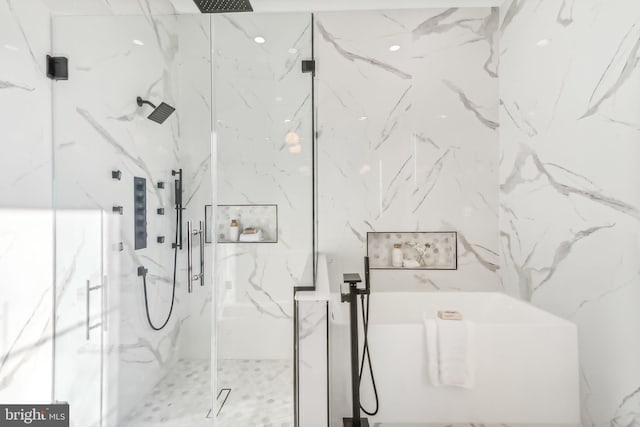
[{"x1": 367, "y1": 232, "x2": 457, "y2": 270}]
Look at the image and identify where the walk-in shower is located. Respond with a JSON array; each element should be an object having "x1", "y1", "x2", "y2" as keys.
[
  {"x1": 49, "y1": 9, "x2": 312, "y2": 427},
  {"x1": 51, "y1": 14, "x2": 214, "y2": 426}
]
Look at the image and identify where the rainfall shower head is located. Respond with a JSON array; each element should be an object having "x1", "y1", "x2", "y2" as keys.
[
  {"x1": 136, "y1": 96, "x2": 176, "y2": 124},
  {"x1": 192, "y1": 0, "x2": 253, "y2": 13}
]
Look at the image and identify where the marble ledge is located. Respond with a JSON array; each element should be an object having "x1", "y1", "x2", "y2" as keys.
[{"x1": 295, "y1": 254, "x2": 330, "y2": 302}]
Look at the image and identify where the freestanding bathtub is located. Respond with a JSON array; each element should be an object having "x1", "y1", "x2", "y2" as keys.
[{"x1": 330, "y1": 292, "x2": 580, "y2": 425}]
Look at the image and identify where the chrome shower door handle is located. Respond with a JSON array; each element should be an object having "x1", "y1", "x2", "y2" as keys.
[
  {"x1": 86, "y1": 279, "x2": 103, "y2": 341},
  {"x1": 187, "y1": 221, "x2": 193, "y2": 293},
  {"x1": 199, "y1": 220, "x2": 205, "y2": 285}
]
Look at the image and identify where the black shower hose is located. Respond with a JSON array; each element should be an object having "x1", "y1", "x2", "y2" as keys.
[
  {"x1": 141, "y1": 209, "x2": 179, "y2": 331},
  {"x1": 359, "y1": 293, "x2": 379, "y2": 416}
]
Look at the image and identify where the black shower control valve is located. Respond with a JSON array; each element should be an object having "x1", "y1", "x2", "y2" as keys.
[
  {"x1": 157, "y1": 181, "x2": 165, "y2": 189},
  {"x1": 157, "y1": 236, "x2": 165, "y2": 244},
  {"x1": 112, "y1": 170, "x2": 122, "y2": 180},
  {"x1": 118, "y1": 242, "x2": 124, "y2": 252},
  {"x1": 157, "y1": 208, "x2": 165, "y2": 215},
  {"x1": 137, "y1": 266, "x2": 148, "y2": 277},
  {"x1": 134, "y1": 177, "x2": 148, "y2": 250},
  {"x1": 112, "y1": 206, "x2": 123, "y2": 215}
]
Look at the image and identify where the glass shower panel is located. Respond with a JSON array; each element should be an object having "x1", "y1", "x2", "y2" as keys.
[
  {"x1": 52, "y1": 14, "x2": 213, "y2": 427},
  {"x1": 213, "y1": 13, "x2": 313, "y2": 425}
]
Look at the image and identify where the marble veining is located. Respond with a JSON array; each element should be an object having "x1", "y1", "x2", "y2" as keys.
[
  {"x1": 317, "y1": 8, "x2": 500, "y2": 295},
  {"x1": 500, "y1": 1, "x2": 640, "y2": 426},
  {"x1": 51, "y1": 13, "x2": 213, "y2": 426},
  {"x1": 0, "y1": 0, "x2": 55, "y2": 405},
  {"x1": 214, "y1": 12, "x2": 312, "y2": 364}
]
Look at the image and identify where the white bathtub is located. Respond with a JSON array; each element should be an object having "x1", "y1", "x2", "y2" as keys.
[{"x1": 330, "y1": 292, "x2": 580, "y2": 425}]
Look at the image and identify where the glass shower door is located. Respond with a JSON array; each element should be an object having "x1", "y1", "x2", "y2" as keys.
[
  {"x1": 53, "y1": 210, "x2": 106, "y2": 426},
  {"x1": 52, "y1": 14, "x2": 214, "y2": 427},
  {"x1": 213, "y1": 12, "x2": 314, "y2": 425}
]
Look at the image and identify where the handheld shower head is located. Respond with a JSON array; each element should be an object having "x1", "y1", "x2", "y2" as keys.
[{"x1": 136, "y1": 96, "x2": 176, "y2": 124}]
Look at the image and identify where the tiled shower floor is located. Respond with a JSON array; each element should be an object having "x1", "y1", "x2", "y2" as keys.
[
  {"x1": 121, "y1": 358, "x2": 293, "y2": 427},
  {"x1": 121, "y1": 359, "x2": 212, "y2": 427},
  {"x1": 216, "y1": 359, "x2": 293, "y2": 427}
]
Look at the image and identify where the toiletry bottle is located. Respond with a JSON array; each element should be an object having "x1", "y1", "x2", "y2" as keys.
[
  {"x1": 229, "y1": 219, "x2": 239, "y2": 241},
  {"x1": 392, "y1": 243, "x2": 403, "y2": 267}
]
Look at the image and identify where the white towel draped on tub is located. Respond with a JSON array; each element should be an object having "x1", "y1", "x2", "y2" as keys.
[{"x1": 424, "y1": 316, "x2": 475, "y2": 388}]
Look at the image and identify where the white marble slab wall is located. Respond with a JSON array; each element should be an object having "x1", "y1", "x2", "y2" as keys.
[
  {"x1": 297, "y1": 300, "x2": 328, "y2": 427},
  {"x1": 499, "y1": 2, "x2": 640, "y2": 427},
  {"x1": 315, "y1": 9, "x2": 499, "y2": 425},
  {"x1": 213, "y1": 13, "x2": 313, "y2": 360},
  {"x1": 52, "y1": 15, "x2": 191, "y2": 424},
  {"x1": 0, "y1": 0, "x2": 54, "y2": 405},
  {"x1": 316, "y1": 8, "x2": 500, "y2": 294}
]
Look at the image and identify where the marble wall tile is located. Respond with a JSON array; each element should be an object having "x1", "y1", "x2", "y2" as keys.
[
  {"x1": 51, "y1": 14, "x2": 212, "y2": 425},
  {"x1": 0, "y1": 210, "x2": 54, "y2": 404},
  {"x1": 0, "y1": 0, "x2": 211, "y2": 420},
  {"x1": 316, "y1": 8, "x2": 500, "y2": 294},
  {"x1": 315, "y1": 9, "x2": 499, "y2": 424},
  {"x1": 499, "y1": 1, "x2": 640, "y2": 426},
  {"x1": 213, "y1": 13, "x2": 313, "y2": 360},
  {"x1": 0, "y1": 0, "x2": 54, "y2": 405},
  {"x1": 0, "y1": 0, "x2": 52, "y2": 209}
]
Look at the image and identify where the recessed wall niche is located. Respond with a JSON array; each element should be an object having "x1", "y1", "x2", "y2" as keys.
[
  {"x1": 367, "y1": 231, "x2": 457, "y2": 270},
  {"x1": 216, "y1": 204, "x2": 278, "y2": 243}
]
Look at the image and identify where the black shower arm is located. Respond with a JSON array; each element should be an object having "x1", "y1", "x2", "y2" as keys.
[{"x1": 136, "y1": 96, "x2": 157, "y2": 109}]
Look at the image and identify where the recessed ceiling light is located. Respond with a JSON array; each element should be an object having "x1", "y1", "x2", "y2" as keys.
[
  {"x1": 359, "y1": 116, "x2": 368, "y2": 121},
  {"x1": 4, "y1": 44, "x2": 18, "y2": 51},
  {"x1": 275, "y1": 96, "x2": 283, "y2": 102},
  {"x1": 439, "y1": 114, "x2": 448, "y2": 119},
  {"x1": 254, "y1": 36, "x2": 266, "y2": 44},
  {"x1": 284, "y1": 119, "x2": 291, "y2": 123},
  {"x1": 288, "y1": 47, "x2": 298, "y2": 54},
  {"x1": 389, "y1": 45, "x2": 401, "y2": 52},
  {"x1": 536, "y1": 39, "x2": 550, "y2": 47},
  {"x1": 133, "y1": 39, "x2": 144, "y2": 46}
]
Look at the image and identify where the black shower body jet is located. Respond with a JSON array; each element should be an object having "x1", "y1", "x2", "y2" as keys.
[{"x1": 136, "y1": 96, "x2": 176, "y2": 124}]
